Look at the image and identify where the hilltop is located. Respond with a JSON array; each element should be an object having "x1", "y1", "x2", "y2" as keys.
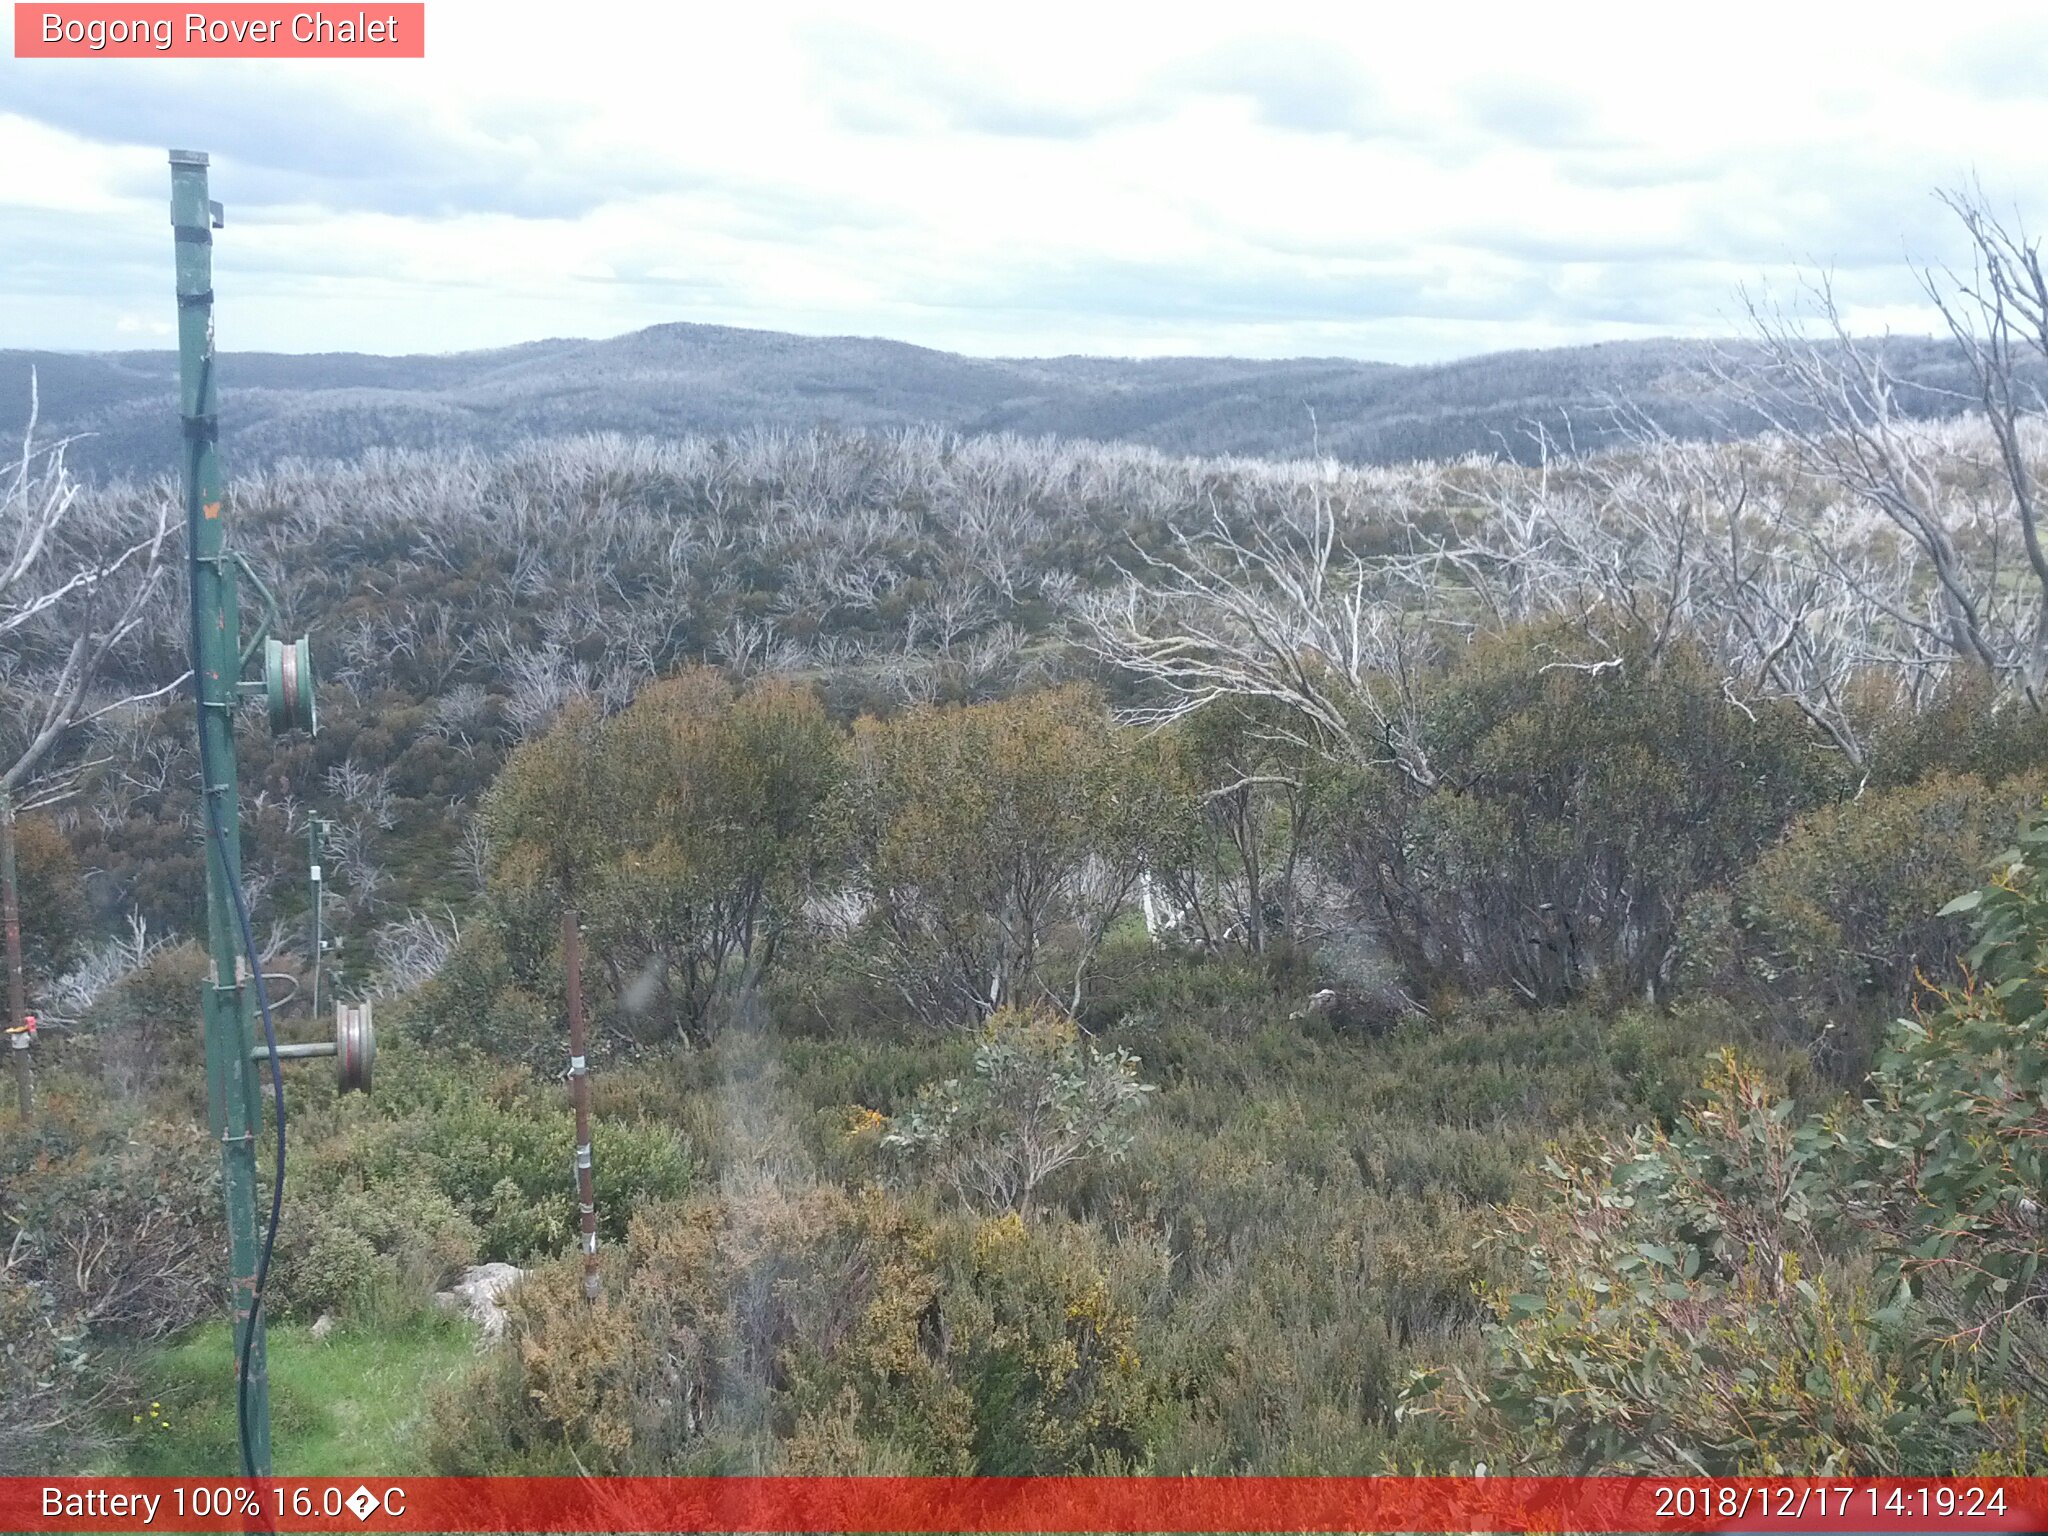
[{"x1": 0, "y1": 322, "x2": 1986, "y2": 481}]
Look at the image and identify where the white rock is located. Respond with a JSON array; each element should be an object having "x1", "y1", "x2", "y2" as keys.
[{"x1": 435, "y1": 1262, "x2": 526, "y2": 1344}]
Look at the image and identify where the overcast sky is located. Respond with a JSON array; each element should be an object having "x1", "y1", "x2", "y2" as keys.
[{"x1": 4, "y1": 0, "x2": 2047, "y2": 362}]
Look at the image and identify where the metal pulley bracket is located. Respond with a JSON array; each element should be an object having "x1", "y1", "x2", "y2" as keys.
[
  {"x1": 264, "y1": 634, "x2": 317, "y2": 735},
  {"x1": 247, "y1": 999, "x2": 373, "y2": 1094}
]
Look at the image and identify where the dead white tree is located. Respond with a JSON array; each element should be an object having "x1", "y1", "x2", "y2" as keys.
[
  {"x1": 1926, "y1": 184, "x2": 2048, "y2": 702},
  {"x1": 2, "y1": 381, "x2": 181, "y2": 1114},
  {"x1": 1437, "y1": 419, "x2": 1926, "y2": 771},
  {"x1": 372, "y1": 907, "x2": 462, "y2": 995},
  {"x1": 1081, "y1": 486, "x2": 1448, "y2": 788},
  {"x1": 3, "y1": 388, "x2": 181, "y2": 799},
  {"x1": 1719, "y1": 189, "x2": 2048, "y2": 720},
  {"x1": 1727, "y1": 282, "x2": 2006, "y2": 680}
]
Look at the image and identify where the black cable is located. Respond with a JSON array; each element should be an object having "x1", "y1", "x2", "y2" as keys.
[
  {"x1": 184, "y1": 366, "x2": 286, "y2": 1484},
  {"x1": 220, "y1": 820, "x2": 285, "y2": 1482}
]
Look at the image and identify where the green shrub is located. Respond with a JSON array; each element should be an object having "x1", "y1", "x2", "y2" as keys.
[
  {"x1": 0, "y1": 1086, "x2": 221, "y2": 1340},
  {"x1": 1408, "y1": 1052, "x2": 2028, "y2": 1473},
  {"x1": 934, "y1": 1211, "x2": 1151, "y2": 1473},
  {"x1": 74, "y1": 942, "x2": 210, "y2": 1100},
  {"x1": 484, "y1": 672, "x2": 844, "y2": 1043},
  {"x1": 428, "y1": 1185, "x2": 970, "y2": 1474},
  {"x1": 1844, "y1": 814, "x2": 2048, "y2": 1396},
  {"x1": 1416, "y1": 825, "x2": 2048, "y2": 1474},
  {"x1": 1083, "y1": 944, "x2": 1292, "y2": 1044},
  {"x1": 1731, "y1": 770, "x2": 2048, "y2": 1067},
  {"x1": 1865, "y1": 674, "x2": 2048, "y2": 788},
  {"x1": 404, "y1": 925, "x2": 558, "y2": 1068},
  {"x1": 1327, "y1": 624, "x2": 1836, "y2": 1006},
  {"x1": 8, "y1": 812, "x2": 86, "y2": 999},
  {"x1": 1142, "y1": 702, "x2": 1331, "y2": 957},
  {"x1": 0, "y1": 1086, "x2": 222, "y2": 1473},
  {"x1": 844, "y1": 685, "x2": 1162, "y2": 1025},
  {"x1": 271, "y1": 1176, "x2": 481, "y2": 1322},
  {"x1": 885, "y1": 1003, "x2": 1155, "y2": 1217},
  {"x1": 0, "y1": 1272, "x2": 105, "y2": 1474},
  {"x1": 428, "y1": 1183, "x2": 1153, "y2": 1476},
  {"x1": 289, "y1": 1043, "x2": 692, "y2": 1265}
]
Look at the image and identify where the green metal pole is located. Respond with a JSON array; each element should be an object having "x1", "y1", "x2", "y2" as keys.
[{"x1": 171, "y1": 148, "x2": 270, "y2": 1477}]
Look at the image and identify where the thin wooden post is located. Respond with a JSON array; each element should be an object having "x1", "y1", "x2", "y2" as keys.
[
  {"x1": 563, "y1": 907, "x2": 601, "y2": 1302},
  {"x1": 1, "y1": 790, "x2": 31, "y2": 1120}
]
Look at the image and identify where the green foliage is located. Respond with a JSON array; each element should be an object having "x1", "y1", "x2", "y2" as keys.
[
  {"x1": 1420, "y1": 825, "x2": 2048, "y2": 1474},
  {"x1": 884, "y1": 1003, "x2": 1155, "y2": 1216},
  {"x1": 1411, "y1": 1053, "x2": 2028, "y2": 1472},
  {"x1": 8, "y1": 812, "x2": 86, "y2": 998},
  {"x1": 1730, "y1": 771, "x2": 2048, "y2": 1065},
  {"x1": 404, "y1": 924, "x2": 557, "y2": 1068},
  {"x1": 1841, "y1": 812, "x2": 2048, "y2": 1391},
  {"x1": 0, "y1": 1270, "x2": 98, "y2": 1473},
  {"x1": 481, "y1": 697, "x2": 613, "y2": 898},
  {"x1": 18, "y1": 900, "x2": 1754, "y2": 1480},
  {"x1": 484, "y1": 671, "x2": 842, "y2": 1041},
  {"x1": 588, "y1": 672, "x2": 843, "y2": 1036},
  {"x1": 1143, "y1": 703, "x2": 1330, "y2": 955},
  {"x1": 428, "y1": 1185, "x2": 968, "y2": 1474},
  {"x1": 271, "y1": 1178, "x2": 481, "y2": 1324},
  {"x1": 48, "y1": 412, "x2": 2048, "y2": 1483},
  {"x1": 0, "y1": 1084, "x2": 222, "y2": 1473},
  {"x1": 938, "y1": 1212, "x2": 1151, "y2": 1473},
  {"x1": 71, "y1": 941, "x2": 210, "y2": 1099},
  {"x1": 1865, "y1": 673, "x2": 2048, "y2": 788},
  {"x1": 412, "y1": 971, "x2": 1723, "y2": 1479},
  {"x1": 845, "y1": 685, "x2": 1165, "y2": 1024},
  {"x1": 287, "y1": 1041, "x2": 692, "y2": 1275},
  {"x1": 0, "y1": 1085, "x2": 221, "y2": 1340},
  {"x1": 1328, "y1": 623, "x2": 1836, "y2": 1005},
  {"x1": 428, "y1": 1184, "x2": 1150, "y2": 1476}
]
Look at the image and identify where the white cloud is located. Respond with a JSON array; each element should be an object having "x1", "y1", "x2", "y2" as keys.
[{"x1": 2, "y1": 0, "x2": 2045, "y2": 360}]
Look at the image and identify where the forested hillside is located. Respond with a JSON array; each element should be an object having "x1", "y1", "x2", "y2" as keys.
[
  {"x1": 9, "y1": 193, "x2": 2048, "y2": 1480},
  {"x1": 0, "y1": 326, "x2": 2001, "y2": 483}
]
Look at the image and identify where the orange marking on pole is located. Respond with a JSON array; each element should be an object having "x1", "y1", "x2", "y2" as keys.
[{"x1": 203, "y1": 501, "x2": 221, "y2": 518}]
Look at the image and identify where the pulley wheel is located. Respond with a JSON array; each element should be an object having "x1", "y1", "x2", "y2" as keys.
[
  {"x1": 265, "y1": 634, "x2": 318, "y2": 735},
  {"x1": 336, "y1": 1002, "x2": 373, "y2": 1095}
]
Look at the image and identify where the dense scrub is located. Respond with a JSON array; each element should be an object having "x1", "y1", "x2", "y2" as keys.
[
  {"x1": 0, "y1": 1083, "x2": 222, "y2": 1470},
  {"x1": 1416, "y1": 827, "x2": 2048, "y2": 1472},
  {"x1": 1326, "y1": 625, "x2": 1840, "y2": 1006},
  {"x1": 414, "y1": 969, "x2": 1733, "y2": 1476},
  {"x1": 15, "y1": 626, "x2": 2048, "y2": 1477},
  {"x1": 12, "y1": 395, "x2": 2048, "y2": 1475},
  {"x1": 16, "y1": 410, "x2": 2039, "y2": 997}
]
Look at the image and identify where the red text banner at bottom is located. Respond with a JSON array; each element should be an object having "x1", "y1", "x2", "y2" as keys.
[{"x1": 6, "y1": 1476, "x2": 2048, "y2": 1533}]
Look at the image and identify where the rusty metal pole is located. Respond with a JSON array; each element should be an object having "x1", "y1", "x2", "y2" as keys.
[
  {"x1": 563, "y1": 907, "x2": 601, "y2": 1302},
  {"x1": 1, "y1": 790, "x2": 30, "y2": 1119}
]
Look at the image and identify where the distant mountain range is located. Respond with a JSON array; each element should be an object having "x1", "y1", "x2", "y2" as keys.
[{"x1": 0, "y1": 322, "x2": 1993, "y2": 482}]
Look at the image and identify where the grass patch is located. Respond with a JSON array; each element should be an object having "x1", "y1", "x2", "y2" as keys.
[{"x1": 106, "y1": 1313, "x2": 478, "y2": 1476}]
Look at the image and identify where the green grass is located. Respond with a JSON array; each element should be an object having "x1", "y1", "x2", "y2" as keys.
[{"x1": 105, "y1": 1314, "x2": 478, "y2": 1476}]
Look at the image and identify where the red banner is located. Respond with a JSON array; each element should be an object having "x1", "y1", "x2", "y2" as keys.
[
  {"x1": 5, "y1": 1477, "x2": 2047, "y2": 1533},
  {"x1": 13, "y1": 4, "x2": 424, "y2": 57}
]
